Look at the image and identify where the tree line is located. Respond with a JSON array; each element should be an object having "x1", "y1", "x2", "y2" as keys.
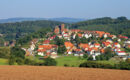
[{"x1": 71, "y1": 16, "x2": 130, "y2": 37}]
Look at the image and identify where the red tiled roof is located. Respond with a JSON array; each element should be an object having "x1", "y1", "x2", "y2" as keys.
[
  {"x1": 43, "y1": 40, "x2": 50, "y2": 44},
  {"x1": 64, "y1": 42, "x2": 74, "y2": 48},
  {"x1": 78, "y1": 33, "x2": 82, "y2": 37},
  {"x1": 94, "y1": 43, "x2": 100, "y2": 46},
  {"x1": 75, "y1": 49, "x2": 81, "y2": 51},
  {"x1": 102, "y1": 42, "x2": 111, "y2": 46},
  {"x1": 79, "y1": 43, "x2": 89, "y2": 49},
  {"x1": 117, "y1": 51, "x2": 126, "y2": 53}
]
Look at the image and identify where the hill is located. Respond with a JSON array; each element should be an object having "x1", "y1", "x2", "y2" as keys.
[
  {"x1": 72, "y1": 17, "x2": 130, "y2": 37},
  {"x1": 0, "y1": 17, "x2": 86, "y2": 23},
  {"x1": 49, "y1": 17, "x2": 86, "y2": 23},
  {"x1": 0, "y1": 20, "x2": 64, "y2": 41},
  {"x1": 0, "y1": 66, "x2": 130, "y2": 80}
]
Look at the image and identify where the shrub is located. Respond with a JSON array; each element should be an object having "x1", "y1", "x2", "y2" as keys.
[
  {"x1": 43, "y1": 57, "x2": 57, "y2": 66},
  {"x1": 24, "y1": 57, "x2": 44, "y2": 66},
  {"x1": 16, "y1": 58, "x2": 24, "y2": 65},
  {"x1": 79, "y1": 61, "x2": 130, "y2": 70},
  {"x1": 64, "y1": 64, "x2": 69, "y2": 67},
  {"x1": 79, "y1": 61, "x2": 114, "y2": 69}
]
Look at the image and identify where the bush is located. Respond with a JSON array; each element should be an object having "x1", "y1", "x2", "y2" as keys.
[
  {"x1": 79, "y1": 61, "x2": 114, "y2": 69},
  {"x1": 79, "y1": 61, "x2": 130, "y2": 70},
  {"x1": 64, "y1": 64, "x2": 69, "y2": 67},
  {"x1": 43, "y1": 57, "x2": 57, "y2": 66},
  {"x1": 87, "y1": 56, "x2": 93, "y2": 61},
  {"x1": 24, "y1": 57, "x2": 44, "y2": 66},
  {"x1": 8, "y1": 56, "x2": 16, "y2": 65},
  {"x1": 117, "y1": 62, "x2": 130, "y2": 70},
  {"x1": 16, "y1": 58, "x2": 24, "y2": 65}
]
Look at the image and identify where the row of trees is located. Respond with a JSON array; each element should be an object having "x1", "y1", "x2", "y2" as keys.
[
  {"x1": 9, "y1": 46, "x2": 57, "y2": 66},
  {"x1": 79, "y1": 61, "x2": 130, "y2": 70}
]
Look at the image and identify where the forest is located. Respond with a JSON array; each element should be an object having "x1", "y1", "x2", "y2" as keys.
[
  {"x1": 0, "y1": 20, "x2": 64, "y2": 41},
  {"x1": 71, "y1": 16, "x2": 130, "y2": 37}
]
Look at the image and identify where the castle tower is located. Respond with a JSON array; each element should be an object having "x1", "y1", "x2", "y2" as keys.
[
  {"x1": 54, "y1": 26, "x2": 60, "y2": 34},
  {"x1": 61, "y1": 24, "x2": 65, "y2": 32}
]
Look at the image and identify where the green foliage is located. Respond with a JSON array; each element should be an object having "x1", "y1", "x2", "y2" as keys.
[
  {"x1": 24, "y1": 57, "x2": 44, "y2": 66},
  {"x1": 80, "y1": 37, "x2": 88, "y2": 43},
  {"x1": 115, "y1": 62, "x2": 130, "y2": 70},
  {"x1": 9, "y1": 46, "x2": 25, "y2": 65},
  {"x1": 74, "y1": 35, "x2": 81, "y2": 44},
  {"x1": 87, "y1": 56, "x2": 93, "y2": 61},
  {"x1": 17, "y1": 28, "x2": 51, "y2": 45},
  {"x1": 0, "y1": 20, "x2": 64, "y2": 41},
  {"x1": 79, "y1": 61, "x2": 130, "y2": 70},
  {"x1": 64, "y1": 64, "x2": 69, "y2": 67},
  {"x1": 95, "y1": 48, "x2": 116, "y2": 61},
  {"x1": 16, "y1": 58, "x2": 24, "y2": 65},
  {"x1": 57, "y1": 46, "x2": 67, "y2": 54},
  {"x1": 72, "y1": 17, "x2": 130, "y2": 37},
  {"x1": 125, "y1": 48, "x2": 130, "y2": 52},
  {"x1": 0, "y1": 38, "x2": 4, "y2": 46},
  {"x1": 55, "y1": 36, "x2": 65, "y2": 46},
  {"x1": 8, "y1": 56, "x2": 16, "y2": 65},
  {"x1": 0, "y1": 47, "x2": 10, "y2": 58},
  {"x1": 10, "y1": 47, "x2": 25, "y2": 59},
  {"x1": 44, "y1": 57, "x2": 57, "y2": 66},
  {"x1": 83, "y1": 54, "x2": 88, "y2": 59},
  {"x1": 79, "y1": 61, "x2": 114, "y2": 69}
]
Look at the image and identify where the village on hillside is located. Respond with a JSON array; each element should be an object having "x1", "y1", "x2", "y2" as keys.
[{"x1": 23, "y1": 24, "x2": 130, "y2": 61}]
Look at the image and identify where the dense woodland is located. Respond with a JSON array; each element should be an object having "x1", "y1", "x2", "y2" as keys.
[
  {"x1": 71, "y1": 16, "x2": 130, "y2": 37},
  {"x1": 0, "y1": 20, "x2": 64, "y2": 41}
]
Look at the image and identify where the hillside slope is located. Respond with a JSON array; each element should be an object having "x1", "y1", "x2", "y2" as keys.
[
  {"x1": 0, "y1": 66, "x2": 130, "y2": 80},
  {"x1": 0, "y1": 20, "x2": 64, "y2": 41},
  {"x1": 72, "y1": 17, "x2": 130, "y2": 37}
]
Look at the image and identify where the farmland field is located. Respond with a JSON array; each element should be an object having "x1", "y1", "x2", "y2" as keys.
[{"x1": 0, "y1": 66, "x2": 130, "y2": 80}]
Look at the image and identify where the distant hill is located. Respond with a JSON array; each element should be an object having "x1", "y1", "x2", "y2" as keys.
[
  {"x1": 72, "y1": 17, "x2": 130, "y2": 37},
  {"x1": 0, "y1": 17, "x2": 86, "y2": 23},
  {"x1": 0, "y1": 18, "x2": 46, "y2": 23},
  {"x1": 49, "y1": 17, "x2": 86, "y2": 23}
]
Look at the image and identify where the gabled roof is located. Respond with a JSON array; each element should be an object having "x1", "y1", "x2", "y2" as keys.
[
  {"x1": 114, "y1": 42, "x2": 119, "y2": 45},
  {"x1": 64, "y1": 42, "x2": 74, "y2": 48},
  {"x1": 100, "y1": 48, "x2": 105, "y2": 53},
  {"x1": 38, "y1": 45, "x2": 52, "y2": 50},
  {"x1": 78, "y1": 33, "x2": 82, "y2": 37},
  {"x1": 74, "y1": 49, "x2": 82, "y2": 52},
  {"x1": 102, "y1": 42, "x2": 111, "y2": 46},
  {"x1": 94, "y1": 43, "x2": 100, "y2": 46},
  {"x1": 79, "y1": 43, "x2": 89, "y2": 49},
  {"x1": 43, "y1": 40, "x2": 50, "y2": 44},
  {"x1": 117, "y1": 51, "x2": 126, "y2": 53}
]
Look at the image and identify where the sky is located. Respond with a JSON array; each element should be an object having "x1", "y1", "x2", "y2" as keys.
[{"x1": 0, "y1": 0, "x2": 130, "y2": 19}]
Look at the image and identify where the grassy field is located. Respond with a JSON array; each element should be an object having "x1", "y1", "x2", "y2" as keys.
[
  {"x1": 0, "y1": 58, "x2": 8, "y2": 65},
  {"x1": 55, "y1": 56, "x2": 119, "y2": 67},
  {"x1": 55, "y1": 56, "x2": 86, "y2": 67}
]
